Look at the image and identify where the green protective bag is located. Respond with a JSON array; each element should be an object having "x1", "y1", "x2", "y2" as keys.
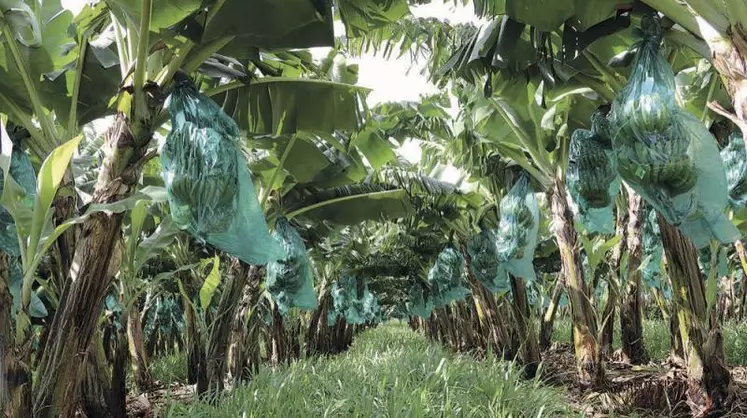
[
  {"x1": 609, "y1": 17, "x2": 738, "y2": 248},
  {"x1": 328, "y1": 275, "x2": 379, "y2": 325},
  {"x1": 720, "y1": 130, "x2": 747, "y2": 209},
  {"x1": 495, "y1": 175, "x2": 539, "y2": 280},
  {"x1": 466, "y1": 229, "x2": 510, "y2": 294},
  {"x1": 406, "y1": 282, "x2": 434, "y2": 318},
  {"x1": 641, "y1": 206, "x2": 664, "y2": 291},
  {"x1": 161, "y1": 77, "x2": 284, "y2": 264},
  {"x1": 266, "y1": 217, "x2": 318, "y2": 315},
  {"x1": 427, "y1": 247, "x2": 470, "y2": 308},
  {"x1": 567, "y1": 113, "x2": 621, "y2": 234}
]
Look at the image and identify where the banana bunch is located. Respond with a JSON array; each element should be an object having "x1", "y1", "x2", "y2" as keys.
[
  {"x1": 428, "y1": 248, "x2": 469, "y2": 307},
  {"x1": 169, "y1": 73, "x2": 240, "y2": 139},
  {"x1": 162, "y1": 124, "x2": 240, "y2": 234},
  {"x1": 267, "y1": 217, "x2": 310, "y2": 296},
  {"x1": 407, "y1": 283, "x2": 433, "y2": 318},
  {"x1": 496, "y1": 192, "x2": 534, "y2": 259},
  {"x1": 590, "y1": 110, "x2": 612, "y2": 147},
  {"x1": 618, "y1": 91, "x2": 672, "y2": 134},
  {"x1": 570, "y1": 129, "x2": 617, "y2": 208},
  {"x1": 720, "y1": 131, "x2": 747, "y2": 208},
  {"x1": 617, "y1": 128, "x2": 697, "y2": 197},
  {"x1": 466, "y1": 229, "x2": 499, "y2": 284}
]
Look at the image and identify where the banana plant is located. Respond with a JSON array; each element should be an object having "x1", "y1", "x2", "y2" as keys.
[{"x1": 0, "y1": 0, "x2": 384, "y2": 414}]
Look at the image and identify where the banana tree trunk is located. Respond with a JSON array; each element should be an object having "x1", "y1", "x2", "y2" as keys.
[
  {"x1": 181, "y1": 291, "x2": 203, "y2": 385},
  {"x1": 669, "y1": 309, "x2": 684, "y2": 359},
  {"x1": 228, "y1": 276, "x2": 259, "y2": 384},
  {"x1": 509, "y1": 275, "x2": 541, "y2": 377},
  {"x1": 550, "y1": 177, "x2": 603, "y2": 387},
  {"x1": 699, "y1": 22, "x2": 747, "y2": 143},
  {"x1": 33, "y1": 112, "x2": 153, "y2": 418},
  {"x1": 658, "y1": 216, "x2": 733, "y2": 416},
  {"x1": 540, "y1": 273, "x2": 565, "y2": 350},
  {"x1": 462, "y1": 245, "x2": 510, "y2": 354},
  {"x1": 204, "y1": 260, "x2": 256, "y2": 397},
  {"x1": 601, "y1": 203, "x2": 627, "y2": 358},
  {"x1": 80, "y1": 336, "x2": 111, "y2": 418},
  {"x1": 306, "y1": 280, "x2": 330, "y2": 356},
  {"x1": 80, "y1": 329, "x2": 125, "y2": 418},
  {"x1": 620, "y1": 192, "x2": 648, "y2": 364},
  {"x1": 1, "y1": 253, "x2": 31, "y2": 418},
  {"x1": 127, "y1": 304, "x2": 152, "y2": 393}
]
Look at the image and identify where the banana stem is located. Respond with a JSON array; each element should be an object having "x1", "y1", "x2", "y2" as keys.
[{"x1": 133, "y1": 0, "x2": 153, "y2": 121}]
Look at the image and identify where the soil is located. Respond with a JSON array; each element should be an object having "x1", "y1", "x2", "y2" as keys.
[
  {"x1": 126, "y1": 382, "x2": 195, "y2": 418},
  {"x1": 542, "y1": 342, "x2": 747, "y2": 417}
]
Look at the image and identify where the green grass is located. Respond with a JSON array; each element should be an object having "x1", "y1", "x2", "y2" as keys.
[
  {"x1": 151, "y1": 351, "x2": 189, "y2": 385},
  {"x1": 552, "y1": 317, "x2": 747, "y2": 366},
  {"x1": 162, "y1": 322, "x2": 571, "y2": 417}
]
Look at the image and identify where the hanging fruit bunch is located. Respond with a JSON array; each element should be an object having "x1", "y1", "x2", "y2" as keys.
[
  {"x1": 161, "y1": 74, "x2": 284, "y2": 264},
  {"x1": 466, "y1": 229, "x2": 509, "y2": 293},
  {"x1": 719, "y1": 130, "x2": 747, "y2": 209},
  {"x1": 427, "y1": 247, "x2": 470, "y2": 308},
  {"x1": 266, "y1": 217, "x2": 318, "y2": 315},
  {"x1": 609, "y1": 16, "x2": 738, "y2": 248},
  {"x1": 328, "y1": 276, "x2": 379, "y2": 325},
  {"x1": 406, "y1": 282, "x2": 434, "y2": 318},
  {"x1": 495, "y1": 174, "x2": 539, "y2": 280},
  {"x1": 567, "y1": 110, "x2": 621, "y2": 234}
]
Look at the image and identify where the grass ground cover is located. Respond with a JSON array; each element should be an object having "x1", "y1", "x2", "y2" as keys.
[{"x1": 160, "y1": 322, "x2": 570, "y2": 417}]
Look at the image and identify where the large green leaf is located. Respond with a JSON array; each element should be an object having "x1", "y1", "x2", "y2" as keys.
[
  {"x1": 338, "y1": 0, "x2": 410, "y2": 38},
  {"x1": 286, "y1": 185, "x2": 412, "y2": 225},
  {"x1": 104, "y1": 0, "x2": 202, "y2": 32},
  {"x1": 0, "y1": 0, "x2": 73, "y2": 117},
  {"x1": 571, "y1": 0, "x2": 620, "y2": 31},
  {"x1": 134, "y1": 217, "x2": 180, "y2": 272},
  {"x1": 506, "y1": 0, "x2": 574, "y2": 32},
  {"x1": 199, "y1": 255, "x2": 221, "y2": 311},
  {"x1": 249, "y1": 134, "x2": 335, "y2": 185},
  {"x1": 351, "y1": 128, "x2": 397, "y2": 170},
  {"x1": 126, "y1": 200, "x2": 149, "y2": 273},
  {"x1": 215, "y1": 78, "x2": 369, "y2": 135},
  {"x1": 198, "y1": 0, "x2": 334, "y2": 48},
  {"x1": 50, "y1": 39, "x2": 121, "y2": 126}
]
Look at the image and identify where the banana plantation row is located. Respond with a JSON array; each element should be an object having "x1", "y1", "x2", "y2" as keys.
[{"x1": 2, "y1": 0, "x2": 747, "y2": 417}]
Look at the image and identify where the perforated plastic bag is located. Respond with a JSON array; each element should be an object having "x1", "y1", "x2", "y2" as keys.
[
  {"x1": 466, "y1": 229, "x2": 510, "y2": 293},
  {"x1": 495, "y1": 175, "x2": 539, "y2": 280},
  {"x1": 266, "y1": 217, "x2": 317, "y2": 315},
  {"x1": 567, "y1": 113, "x2": 621, "y2": 234},
  {"x1": 328, "y1": 275, "x2": 378, "y2": 325},
  {"x1": 641, "y1": 206, "x2": 664, "y2": 291},
  {"x1": 161, "y1": 76, "x2": 284, "y2": 264},
  {"x1": 720, "y1": 130, "x2": 747, "y2": 209},
  {"x1": 427, "y1": 247, "x2": 469, "y2": 308},
  {"x1": 609, "y1": 17, "x2": 738, "y2": 248},
  {"x1": 406, "y1": 282, "x2": 433, "y2": 318}
]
